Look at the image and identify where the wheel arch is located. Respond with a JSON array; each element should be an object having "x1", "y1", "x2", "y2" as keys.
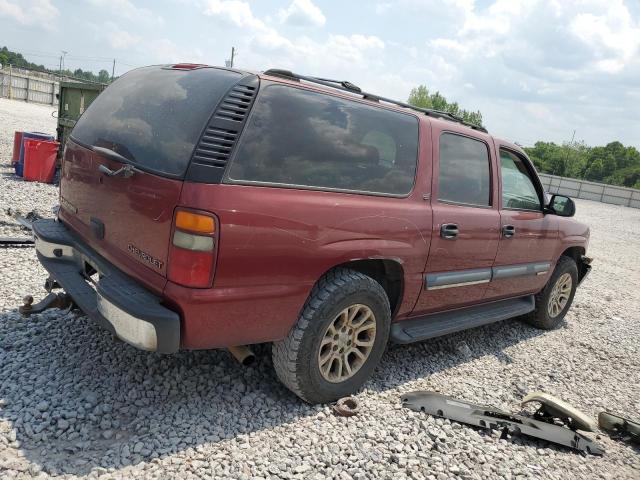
[
  {"x1": 559, "y1": 245, "x2": 588, "y2": 282},
  {"x1": 322, "y1": 259, "x2": 405, "y2": 318}
]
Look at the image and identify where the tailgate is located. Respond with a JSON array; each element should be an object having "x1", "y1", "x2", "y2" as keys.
[
  {"x1": 60, "y1": 140, "x2": 182, "y2": 281},
  {"x1": 58, "y1": 65, "x2": 248, "y2": 290}
]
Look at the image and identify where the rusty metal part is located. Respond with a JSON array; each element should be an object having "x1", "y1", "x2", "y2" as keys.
[
  {"x1": 402, "y1": 391, "x2": 603, "y2": 455},
  {"x1": 333, "y1": 397, "x2": 360, "y2": 417},
  {"x1": 227, "y1": 345, "x2": 256, "y2": 366},
  {"x1": 0, "y1": 237, "x2": 35, "y2": 247},
  {"x1": 19, "y1": 292, "x2": 73, "y2": 316}
]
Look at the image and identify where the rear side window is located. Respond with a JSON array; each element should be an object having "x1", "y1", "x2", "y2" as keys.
[
  {"x1": 438, "y1": 133, "x2": 491, "y2": 206},
  {"x1": 227, "y1": 85, "x2": 419, "y2": 195},
  {"x1": 71, "y1": 66, "x2": 243, "y2": 177}
]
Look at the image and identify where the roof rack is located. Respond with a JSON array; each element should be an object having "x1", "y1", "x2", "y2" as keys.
[{"x1": 263, "y1": 69, "x2": 488, "y2": 133}]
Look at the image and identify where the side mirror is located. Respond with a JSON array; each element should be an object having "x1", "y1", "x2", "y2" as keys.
[{"x1": 546, "y1": 194, "x2": 575, "y2": 217}]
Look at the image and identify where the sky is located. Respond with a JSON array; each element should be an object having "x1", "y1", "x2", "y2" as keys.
[{"x1": 2, "y1": 0, "x2": 639, "y2": 148}]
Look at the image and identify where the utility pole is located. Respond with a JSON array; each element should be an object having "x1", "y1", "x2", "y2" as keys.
[
  {"x1": 230, "y1": 47, "x2": 235, "y2": 68},
  {"x1": 60, "y1": 51, "x2": 68, "y2": 80},
  {"x1": 562, "y1": 129, "x2": 576, "y2": 175},
  {"x1": 111, "y1": 59, "x2": 116, "y2": 82}
]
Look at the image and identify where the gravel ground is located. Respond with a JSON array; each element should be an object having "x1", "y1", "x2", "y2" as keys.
[{"x1": 0, "y1": 97, "x2": 638, "y2": 479}]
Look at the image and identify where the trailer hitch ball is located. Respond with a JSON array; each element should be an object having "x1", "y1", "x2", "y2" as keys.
[
  {"x1": 21, "y1": 295, "x2": 35, "y2": 312},
  {"x1": 18, "y1": 292, "x2": 72, "y2": 316}
]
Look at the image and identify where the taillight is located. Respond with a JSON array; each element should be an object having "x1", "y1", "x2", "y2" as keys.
[{"x1": 167, "y1": 210, "x2": 218, "y2": 288}]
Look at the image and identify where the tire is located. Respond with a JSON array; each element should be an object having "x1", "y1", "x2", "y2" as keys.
[
  {"x1": 525, "y1": 256, "x2": 578, "y2": 330},
  {"x1": 272, "y1": 268, "x2": 391, "y2": 404}
]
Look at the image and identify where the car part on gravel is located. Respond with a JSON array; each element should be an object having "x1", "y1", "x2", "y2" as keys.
[
  {"x1": 401, "y1": 391, "x2": 603, "y2": 455},
  {"x1": 598, "y1": 412, "x2": 640, "y2": 444},
  {"x1": 521, "y1": 392, "x2": 597, "y2": 432},
  {"x1": 227, "y1": 345, "x2": 256, "y2": 366},
  {"x1": 19, "y1": 292, "x2": 73, "y2": 316},
  {"x1": 0, "y1": 237, "x2": 35, "y2": 247},
  {"x1": 333, "y1": 397, "x2": 360, "y2": 417}
]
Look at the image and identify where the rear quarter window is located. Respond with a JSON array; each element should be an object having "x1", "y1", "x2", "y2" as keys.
[
  {"x1": 227, "y1": 85, "x2": 419, "y2": 195},
  {"x1": 70, "y1": 66, "x2": 243, "y2": 177}
]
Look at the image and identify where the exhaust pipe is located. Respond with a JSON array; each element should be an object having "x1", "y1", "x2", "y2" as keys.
[{"x1": 227, "y1": 345, "x2": 255, "y2": 366}]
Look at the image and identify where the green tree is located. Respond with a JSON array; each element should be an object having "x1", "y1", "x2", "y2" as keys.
[
  {"x1": 1, "y1": 46, "x2": 110, "y2": 84},
  {"x1": 407, "y1": 85, "x2": 483, "y2": 127},
  {"x1": 97, "y1": 69, "x2": 111, "y2": 83},
  {"x1": 524, "y1": 139, "x2": 640, "y2": 189}
]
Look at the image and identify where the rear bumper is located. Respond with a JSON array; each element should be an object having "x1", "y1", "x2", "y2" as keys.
[{"x1": 32, "y1": 219, "x2": 180, "y2": 353}]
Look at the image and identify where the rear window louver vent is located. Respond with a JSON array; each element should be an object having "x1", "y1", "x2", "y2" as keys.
[
  {"x1": 214, "y1": 85, "x2": 256, "y2": 122},
  {"x1": 187, "y1": 75, "x2": 259, "y2": 183},
  {"x1": 192, "y1": 128, "x2": 238, "y2": 167}
]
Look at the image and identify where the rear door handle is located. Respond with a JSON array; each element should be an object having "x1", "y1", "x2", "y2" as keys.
[
  {"x1": 440, "y1": 223, "x2": 459, "y2": 239},
  {"x1": 502, "y1": 225, "x2": 516, "y2": 238}
]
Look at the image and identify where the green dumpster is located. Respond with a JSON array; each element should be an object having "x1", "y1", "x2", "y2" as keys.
[{"x1": 56, "y1": 81, "x2": 106, "y2": 151}]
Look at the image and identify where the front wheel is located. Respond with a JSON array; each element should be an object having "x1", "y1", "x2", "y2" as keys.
[
  {"x1": 272, "y1": 268, "x2": 391, "y2": 404},
  {"x1": 525, "y1": 256, "x2": 578, "y2": 330}
]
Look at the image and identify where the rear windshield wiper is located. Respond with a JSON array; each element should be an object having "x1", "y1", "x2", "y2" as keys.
[{"x1": 93, "y1": 146, "x2": 139, "y2": 178}]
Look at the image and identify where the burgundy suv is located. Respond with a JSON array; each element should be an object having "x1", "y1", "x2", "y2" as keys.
[{"x1": 31, "y1": 64, "x2": 591, "y2": 403}]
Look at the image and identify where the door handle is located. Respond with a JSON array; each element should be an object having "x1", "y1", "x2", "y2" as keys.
[
  {"x1": 502, "y1": 225, "x2": 516, "y2": 238},
  {"x1": 440, "y1": 223, "x2": 459, "y2": 239}
]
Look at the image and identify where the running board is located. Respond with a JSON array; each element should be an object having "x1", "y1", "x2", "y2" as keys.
[{"x1": 391, "y1": 295, "x2": 535, "y2": 344}]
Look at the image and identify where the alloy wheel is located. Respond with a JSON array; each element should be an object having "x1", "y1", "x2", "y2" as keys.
[
  {"x1": 548, "y1": 272, "x2": 572, "y2": 318},
  {"x1": 318, "y1": 304, "x2": 377, "y2": 383}
]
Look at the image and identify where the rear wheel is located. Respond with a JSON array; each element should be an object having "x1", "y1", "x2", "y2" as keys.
[
  {"x1": 525, "y1": 256, "x2": 578, "y2": 330},
  {"x1": 272, "y1": 268, "x2": 390, "y2": 404}
]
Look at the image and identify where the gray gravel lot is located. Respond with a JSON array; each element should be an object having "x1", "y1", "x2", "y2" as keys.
[{"x1": 0, "y1": 98, "x2": 639, "y2": 479}]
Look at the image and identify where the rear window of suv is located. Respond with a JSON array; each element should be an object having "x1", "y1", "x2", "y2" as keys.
[
  {"x1": 70, "y1": 66, "x2": 243, "y2": 177},
  {"x1": 227, "y1": 85, "x2": 419, "y2": 195}
]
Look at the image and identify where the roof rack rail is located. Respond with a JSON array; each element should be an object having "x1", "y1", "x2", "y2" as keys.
[{"x1": 263, "y1": 68, "x2": 487, "y2": 133}]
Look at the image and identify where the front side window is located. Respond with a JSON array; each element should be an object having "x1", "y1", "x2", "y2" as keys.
[
  {"x1": 500, "y1": 149, "x2": 541, "y2": 211},
  {"x1": 227, "y1": 85, "x2": 419, "y2": 195},
  {"x1": 438, "y1": 133, "x2": 491, "y2": 206}
]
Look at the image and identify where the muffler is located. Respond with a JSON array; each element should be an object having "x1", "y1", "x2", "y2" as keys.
[{"x1": 227, "y1": 345, "x2": 255, "y2": 366}]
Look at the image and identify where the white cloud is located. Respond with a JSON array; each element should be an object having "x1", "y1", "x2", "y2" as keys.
[
  {"x1": 87, "y1": 0, "x2": 164, "y2": 25},
  {"x1": 103, "y1": 22, "x2": 141, "y2": 49},
  {"x1": 570, "y1": 2, "x2": 640, "y2": 73},
  {"x1": 202, "y1": 0, "x2": 265, "y2": 29},
  {"x1": 278, "y1": 0, "x2": 326, "y2": 27},
  {"x1": 0, "y1": 0, "x2": 58, "y2": 28}
]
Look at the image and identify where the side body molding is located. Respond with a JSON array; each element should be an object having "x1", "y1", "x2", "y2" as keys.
[{"x1": 425, "y1": 261, "x2": 551, "y2": 290}]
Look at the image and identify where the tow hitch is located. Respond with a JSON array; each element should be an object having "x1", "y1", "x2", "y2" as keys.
[
  {"x1": 402, "y1": 392, "x2": 603, "y2": 455},
  {"x1": 19, "y1": 277, "x2": 73, "y2": 316}
]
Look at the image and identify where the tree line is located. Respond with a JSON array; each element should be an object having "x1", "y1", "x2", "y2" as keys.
[
  {"x1": 525, "y1": 141, "x2": 640, "y2": 190},
  {"x1": 407, "y1": 84, "x2": 639, "y2": 190},
  {"x1": 0, "y1": 46, "x2": 110, "y2": 84},
  {"x1": 408, "y1": 85, "x2": 483, "y2": 127}
]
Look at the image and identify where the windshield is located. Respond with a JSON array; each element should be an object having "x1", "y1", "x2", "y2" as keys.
[{"x1": 70, "y1": 66, "x2": 242, "y2": 177}]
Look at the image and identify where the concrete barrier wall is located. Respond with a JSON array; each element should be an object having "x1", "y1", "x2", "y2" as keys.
[
  {"x1": 0, "y1": 67, "x2": 59, "y2": 105},
  {"x1": 539, "y1": 173, "x2": 640, "y2": 209}
]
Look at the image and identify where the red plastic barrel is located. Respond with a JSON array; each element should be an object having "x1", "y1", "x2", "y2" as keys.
[
  {"x1": 12, "y1": 131, "x2": 24, "y2": 165},
  {"x1": 23, "y1": 139, "x2": 60, "y2": 183}
]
